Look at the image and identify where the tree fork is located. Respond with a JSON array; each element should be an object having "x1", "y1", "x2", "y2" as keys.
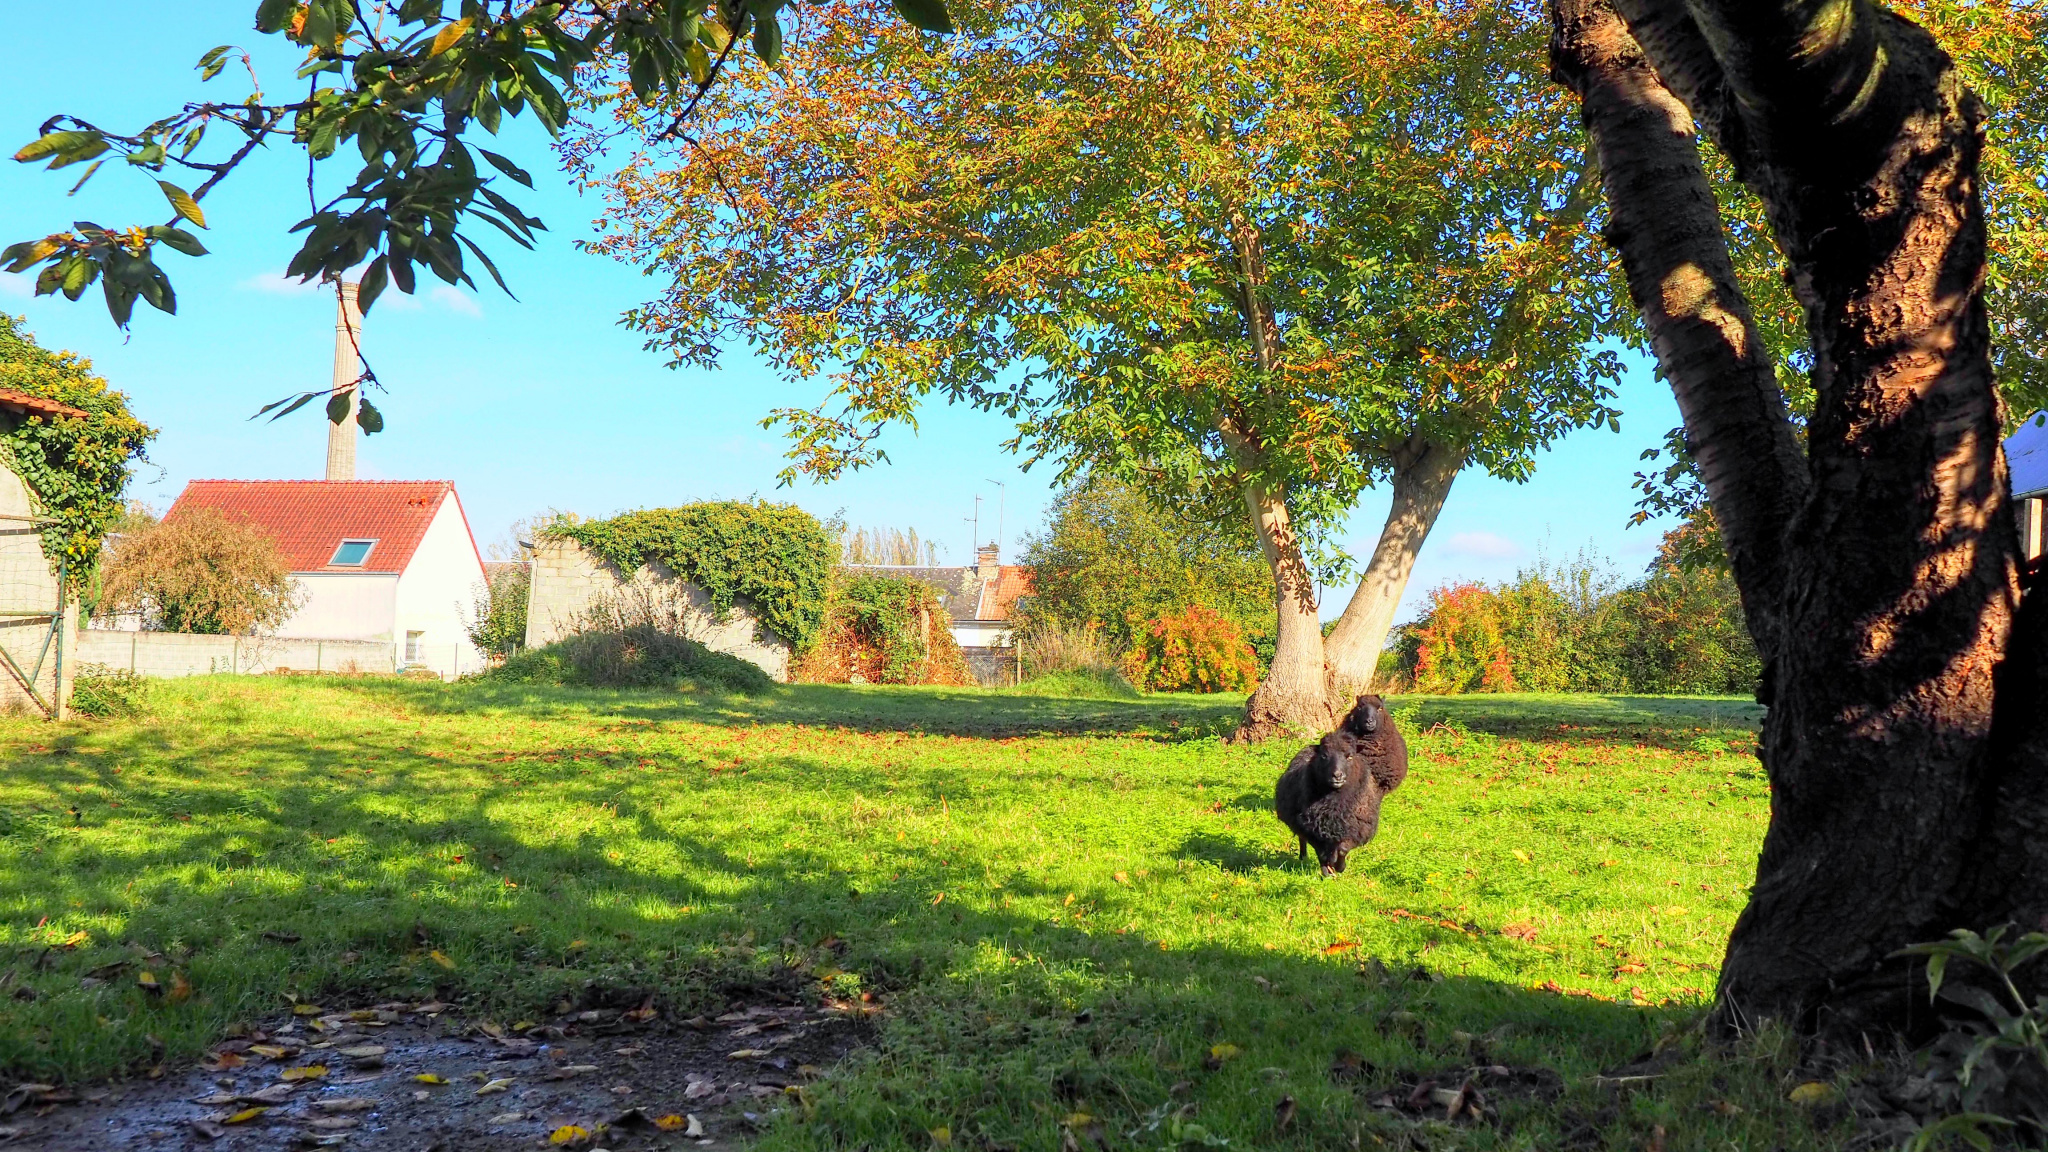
[{"x1": 1324, "y1": 434, "x2": 1463, "y2": 694}]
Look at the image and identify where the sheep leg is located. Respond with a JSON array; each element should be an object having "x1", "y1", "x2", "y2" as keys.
[{"x1": 1297, "y1": 837, "x2": 1307, "y2": 864}]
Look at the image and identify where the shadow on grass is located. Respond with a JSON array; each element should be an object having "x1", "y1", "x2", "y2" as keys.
[
  {"x1": 0, "y1": 680, "x2": 1829, "y2": 1149},
  {"x1": 330, "y1": 676, "x2": 1248, "y2": 741}
]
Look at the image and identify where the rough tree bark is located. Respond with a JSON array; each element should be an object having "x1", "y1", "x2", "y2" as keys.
[
  {"x1": 1553, "y1": 0, "x2": 2041, "y2": 1033},
  {"x1": 1323, "y1": 434, "x2": 1464, "y2": 694}
]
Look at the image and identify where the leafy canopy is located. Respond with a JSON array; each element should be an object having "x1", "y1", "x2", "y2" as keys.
[
  {"x1": 3, "y1": 0, "x2": 951, "y2": 331},
  {"x1": 581, "y1": 0, "x2": 1628, "y2": 566},
  {"x1": 0, "y1": 315, "x2": 156, "y2": 589},
  {"x1": 99, "y1": 506, "x2": 303, "y2": 635},
  {"x1": 549, "y1": 501, "x2": 835, "y2": 651}
]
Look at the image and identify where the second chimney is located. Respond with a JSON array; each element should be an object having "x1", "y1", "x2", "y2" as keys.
[{"x1": 325, "y1": 280, "x2": 362, "y2": 482}]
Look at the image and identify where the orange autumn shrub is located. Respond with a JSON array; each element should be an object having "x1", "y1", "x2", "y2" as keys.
[
  {"x1": 1120, "y1": 605, "x2": 1259, "y2": 693},
  {"x1": 1407, "y1": 582, "x2": 1515, "y2": 694}
]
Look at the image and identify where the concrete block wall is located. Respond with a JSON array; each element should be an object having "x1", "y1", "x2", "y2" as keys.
[
  {"x1": 0, "y1": 472, "x2": 72, "y2": 716},
  {"x1": 73, "y1": 631, "x2": 397, "y2": 678},
  {"x1": 523, "y1": 537, "x2": 792, "y2": 681}
]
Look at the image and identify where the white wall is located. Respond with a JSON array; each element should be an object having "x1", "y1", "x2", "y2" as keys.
[
  {"x1": 74, "y1": 630, "x2": 395, "y2": 678},
  {"x1": 952, "y1": 619, "x2": 1015, "y2": 649},
  {"x1": 392, "y1": 491, "x2": 486, "y2": 679},
  {"x1": 279, "y1": 572, "x2": 399, "y2": 642}
]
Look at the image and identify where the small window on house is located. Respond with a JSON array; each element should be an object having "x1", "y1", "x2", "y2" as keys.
[
  {"x1": 330, "y1": 539, "x2": 376, "y2": 566},
  {"x1": 404, "y1": 630, "x2": 424, "y2": 664}
]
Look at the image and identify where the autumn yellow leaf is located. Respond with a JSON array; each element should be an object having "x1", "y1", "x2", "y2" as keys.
[
  {"x1": 929, "y1": 1126, "x2": 952, "y2": 1147},
  {"x1": 292, "y1": 1003, "x2": 324, "y2": 1016},
  {"x1": 429, "y1": 949, "x2": 455, "y2": 970},
  {"x1": 280, "y1": 1065, "x2": 327, "y2": 1081},
  {"x1": 1322, "y1": 940, "x2": 1358, "y2": 955},
  {"x1": 1788, "y1": 1081, "x2": 1839, "y2": 1106},
  {"x1": 547, "y1": 1124, "x2": 590, "y2": 1146},
  {"x1": 1209, "y1": 1043, "x2": 1241, "y2": 1061},
  {"x1": 249, "y1": 1045, "x2": 290, "y2": 1059},
  {"x1": 224, "y1": 1107, "x2": 268, "y2": 1124},
  {"x1": 653, "y1": 1114, "x2": 689, "y2": 1131},
  {"x1": 413, "y1": 1073, "x2": 447, "y2": 1085}
]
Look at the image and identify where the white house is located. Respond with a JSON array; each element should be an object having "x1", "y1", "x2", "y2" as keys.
[
  {"x1": 164, "y1": 479, "x2": 486, "y2": 678},
  {"x1": 843, "y1": 542, "x2": 1033, "y2": 684},
  {"x1": 2010, "y1": 409, "x2": 2047, "y2": 574}
]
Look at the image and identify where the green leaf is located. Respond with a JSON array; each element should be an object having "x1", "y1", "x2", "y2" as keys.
[
  {"x1": 357, "y1": 398, "x2": 384, "y2": 435},
  {"x1": 476, "y1": 148, "x2": 533, "y2": 188},
  {"x1": 356, "y1": 254, "x2": 389, "y2": 313},
  {"x1": 327, "y1": 388, "x2": 353, "y2": 425},
  {"x1": 889, "y1": 0, "x2": 954, "y2": 34},
  {"x1": 145, "y1": 227, "x2": 210, "y2": 258},
  {"x1": 398, "y1": 0, "x2": 440, "y2": 21},
  {"x1": 752, "y1": 13, "x2": 783, "y2": 65},
  {"x1": 66, "y1": 160, "x2": 104, "y2": 196},
  {"x1": 1927, "y1": 950, "x2": 1949, "y2": 1000},
  {"x1": 255, "y1": 0, "x2": 300, "y2": 33},
  {"x1": 15, "y1": 130, "x2": 109, "y2": 168},
  {"x1": 255, "y1": 391, "x2": 321, "y2": 422},
  {"x1": 156, "y1": 180, "x2": 208, "y2": 228}
]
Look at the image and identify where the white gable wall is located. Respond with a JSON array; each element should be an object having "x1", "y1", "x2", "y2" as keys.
[
  {"x1": 392, "y1": 492, "x2": 486, "y2": 678},
  {"x1": 278, "y1": 573, "x2": 399, "y2": 642}
]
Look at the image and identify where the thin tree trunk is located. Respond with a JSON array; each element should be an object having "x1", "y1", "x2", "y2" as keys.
[
  {"x1": 1324, "y1": 434, "x2": 1463, "y2": 695},
  {"x1": 1235, "y1": 469, "x2": 1336, "y2": 742},
  {"x1": 1558, "y1": 0, "x2": 2034, "y2": 1033}
]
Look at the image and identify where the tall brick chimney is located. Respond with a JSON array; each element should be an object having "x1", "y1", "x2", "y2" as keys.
[
  {"x1": 325, "y1": 280, "x2": 361, "y2": 482},
  {"x1": 976, "y1": 542, "x2": 1000, "y2": 577}
]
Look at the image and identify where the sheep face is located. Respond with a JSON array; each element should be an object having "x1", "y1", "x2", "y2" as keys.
[{"x1": 1342, "y1": 694, "x2": 1387, "y2": 736}]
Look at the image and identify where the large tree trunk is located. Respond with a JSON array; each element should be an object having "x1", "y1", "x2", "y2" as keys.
[
  {"x1": 1236, "y1": 472, "x2": 1337, "y2": 742},
  {"x1": 1324, "y1": 434, "x2": 1463, "y2": 694},
  {"x1": 1555, "y1": 0, "x2": 2040, "y2": 1034}
]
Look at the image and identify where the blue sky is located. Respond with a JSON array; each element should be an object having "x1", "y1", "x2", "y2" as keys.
[{"x1": 1, "y1": 2, "x2": 1684, "y2": 623}]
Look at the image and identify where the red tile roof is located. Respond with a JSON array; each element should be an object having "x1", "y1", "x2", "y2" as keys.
[
  {"x1": 975, "y1": 565, "x2": 1035, "y2": 622},
  {"x1": 167, "y1": 480, "x2": 473, "y2": 574},
  {"x1": 0, "y1": 387, "x2": 89, "y2": 421}
]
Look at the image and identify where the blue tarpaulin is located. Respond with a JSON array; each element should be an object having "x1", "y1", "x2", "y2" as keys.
[{"x1": 2010, "y1": 411, "x2": 2048, "y2": 500}]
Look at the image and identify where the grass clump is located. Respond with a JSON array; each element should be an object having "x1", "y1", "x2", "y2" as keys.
[
  {"x1": 1011, "y1": 667, "x2": 1142, "y2": 699},
  {"x1": 66, "y1": 663, "x2": 150, "y2": 717},
  {"x1": 485, "y1": 622, "x2": 773, "y2": 693}
]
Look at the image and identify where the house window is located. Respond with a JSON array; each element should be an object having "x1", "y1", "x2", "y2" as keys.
[
  {"x1": 404, "y1": 630, "x2": 425, "y2": 664},
  {"x1": 330, "y1": 539, "x2": 376, "y2": 566}
]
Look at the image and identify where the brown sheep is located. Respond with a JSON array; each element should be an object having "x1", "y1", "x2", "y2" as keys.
[{"x1": 1276, "y1": 694, "x2": 1408, "y2": 874}]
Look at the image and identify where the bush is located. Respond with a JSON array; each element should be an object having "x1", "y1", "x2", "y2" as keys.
[
  {"x1": 1016, "y1": 473, "x2": 1273, "y2": 667},
  {"x1": 792, "y1": 573, "x2": 972, "y2": 685},
  {"x1": 466, "y1": 564, "x2": 530, "y2": 659},
  {"x1": 1390, "y1": 535, "x2": 1759, "y2": 695},
  {"x1": 68, "y1": 663, "x2": 149, "y2": 717},
  {"x1": 486, "y1": 624, "x2": 773, "y2": 693},
  {"x1": 1120, "y1": 604, "x2": 1259, "y2": 693},
  {"x1": 96, "y1": 507, "x2": 303, "y2": 635}
]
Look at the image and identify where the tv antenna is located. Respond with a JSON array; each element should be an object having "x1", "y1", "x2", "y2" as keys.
[{"x1": 984, "y1": 479, "x2": 1006, "y2": 557}]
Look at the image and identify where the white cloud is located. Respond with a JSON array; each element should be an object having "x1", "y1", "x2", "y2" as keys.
[
  {"x1": 1442, "y1": 531, "x2": 1524, "y2": 560},
  {"x1": 429, "y1": 285, "x2": 482, "y2": 317}
]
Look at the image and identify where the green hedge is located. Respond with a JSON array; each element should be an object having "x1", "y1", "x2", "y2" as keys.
[{"x1": 549, "y1": 501, "x2": 834, "y2": 652}]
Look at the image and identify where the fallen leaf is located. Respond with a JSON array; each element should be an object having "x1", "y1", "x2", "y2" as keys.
[
  {"x1": 138, "y1": 970, "x2": 161, "y2": 995},
  {"x1": 1708, "y1": 1099, "x2": 1743, "y2": 1116},
  {"x1": 279, "y1": 1065, "x2": 327, "y2": 1082},
  {"x1": 249, "y1": 1045, "x2": 291, "y2": 1059},
  {"x1": 488, "y1": 1111, "x2": 525, "y2": 1124},
  {"x1": 308, "y1": 1116, "x2": 360, "y2": 1131},
  {"x1": 1322, "y1": 940, "x2": 1359, "y2": 955},
  {"x1": 210, "y1": 1052, "x2": 247, "y2": 1070},
  {"x1": 1646, "y1": 1123, "x2": 1667, "y2": 1152},
  {"x1": 291, "y1": 1004, "x2": 324, "y2": 1016},
  {"x1": 930, "y1": 1125, "x2": 952, "y2": 1147},
  {"x1": 728, "y1": 1048, "x2": 771, "y2": 1059},
  {"x1": 1209, "y1": 1043, "x2": 1241, "y2": 1061},
  {"x1": 412, "y1": 1073, "x2": 447, "y2": 1085},
  {"x1": 169, "y1": 972, "x2": 193, "y2": 1003},
  {"x1": 1114, "y1": 871, "x2": 1129, "y2": 884},
  {"x1": 429, "y1": 950, "x2": 456, "y2": 970},
  {"x1": 476, "y1": 1077, "x2": 515, "y2": 1095},
  {"x1": 193, "y1": 1093, "x2": 238, "y2": 1106},
  {"x1": 223, "y1": 1106, "x2": 268, "y2": 1124},
  {"x1": 684, "y1": 1079, "x2": 717, "y2": 1100},
  {"x1": 548, "y1": 1124, "x2": 591, "y2": 1146},
  {"x1": 337, "y1": 1046, "x2": 386, "y2": 1059},
  {"x1": 1511, "y1": 849, "x2": 1530, "y2": 863},
  {"x1": 190, "y1": 1120, "x2": 226, "y2": 1141},
  {"x1": 1275, "y1": 1094, "x2": 1297, "y2": 1133},
  {"x1": 315, "y1": 1099, "x2": 374, "y2": 1113},
  {"x1": 1788, "y1": 1081, "x2": 1838, "y2": 1106},
  {"x1": 685, "y1": 1114, "x2": 706, "y2": 1137},
  {"x1": 243, "y1": 1084, "x2": 297, "y2": 1104},
  {"x1": 654, "y1": 1114, "x2": 690, "y2": 1131}
]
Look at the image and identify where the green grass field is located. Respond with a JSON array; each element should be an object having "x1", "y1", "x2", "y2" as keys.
[{"x1": 0, "y1": 676, "x2": 1869, "y2": 1149}]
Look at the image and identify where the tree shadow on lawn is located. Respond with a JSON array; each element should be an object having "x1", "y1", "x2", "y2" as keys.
[
  {"x1": 349, "y1": 677, "x2": 1247, "y2": 741},
  {"x1": 0, "y1": 716, "x2": 1846, "y2": 1150},
  {"x1": 1389, "y1": 693, "x2": 1764, "y2": 751}
]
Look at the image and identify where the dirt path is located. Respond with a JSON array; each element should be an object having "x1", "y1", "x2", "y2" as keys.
[{"x1": 2, "y1": 995, "x2": 872, "y2": 1151}]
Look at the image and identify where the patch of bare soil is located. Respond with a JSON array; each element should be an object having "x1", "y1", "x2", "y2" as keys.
[{"x1": 2, "y1": 995, "x2": 874, "y2": 1151}]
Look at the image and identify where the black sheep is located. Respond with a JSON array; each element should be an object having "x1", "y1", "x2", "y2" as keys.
[{"x1": 1275, "y1": 694, "x2": 1409, "y2": 874}]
